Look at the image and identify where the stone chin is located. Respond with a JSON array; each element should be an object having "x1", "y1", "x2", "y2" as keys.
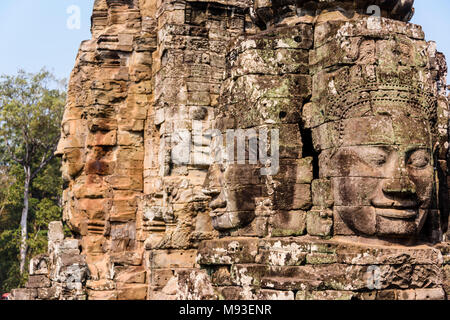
[
  {"x1": 375, "y1": 208, "x2": 429, "y2": 238},
  {"x1": 210, "y1": 211, "x2": 256, "y2": 231},
  {"x1": 336, "y1": 206, "x2": 429, "y2": 238}
]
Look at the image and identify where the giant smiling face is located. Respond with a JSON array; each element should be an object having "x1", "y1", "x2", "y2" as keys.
[{"x1": 322, "y1": 103, "x2": 435, "y2": 238}]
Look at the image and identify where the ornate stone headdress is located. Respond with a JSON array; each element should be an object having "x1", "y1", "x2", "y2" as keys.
[
  {"x1": 252, "y1": 0, "x2": 415, "y2": 29},
  {"x1": 325, "y1": 76, "x2": 439, "y2": 145}
]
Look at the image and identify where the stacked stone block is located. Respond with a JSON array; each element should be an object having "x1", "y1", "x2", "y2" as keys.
[
  {"x1": 11, "y1": 222, "x2": 88, "y2": 300},
  {"x1": 191, "y1": 237, "x2": 447, "y2": 300},
  {"x1": 144, "y1": 0, "x2": 255, "y2": 299},
  {"x1": 56, "y1": 0, "x2": 156, "y2": 299}
]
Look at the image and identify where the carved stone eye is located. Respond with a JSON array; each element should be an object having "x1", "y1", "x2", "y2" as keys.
[
  {"x1": 368, "y1": 154, "x2": 387, "y2": 167},
  {"x1": 361, "y1": 149, "x2": 388, "y2": 167},
  {"x1": 407, "y1": 150, "x2": 430, "y2": 169},
  {"x1": 62, "y1": 122, "x2": 70, "y2": 136},
  {"x1": 371, "y1": 155, "x2": 387, "y2": 166}
]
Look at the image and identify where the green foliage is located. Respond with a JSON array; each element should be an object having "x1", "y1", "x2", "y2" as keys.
[
  {"x1": 0, "y1": 69, "x2": 65, "y2": 167},
  {"x1": 0, "y1": 158, "x2": 64, "y2": 294},
  {"x1": 0, "y1": 69, "x2": 66, "y2": 293},
  {"x1": 0, "y1": 229, "x2": 27, "y2": 291}
]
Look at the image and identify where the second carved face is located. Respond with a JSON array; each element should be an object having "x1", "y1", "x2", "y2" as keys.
[{"x1": 203, "y1": 163, "x2": 264, "y2": 231}]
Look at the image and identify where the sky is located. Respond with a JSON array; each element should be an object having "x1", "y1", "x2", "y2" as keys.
[
  {"x1": 411, "y1": 0, "x2": 450, "y2": 66},
  {"x1": 0, "y1": 0, "x2": 448, "y2": 82},
  {"x1": 0, "y1": 0, "x2": 95, "y2": 80}
]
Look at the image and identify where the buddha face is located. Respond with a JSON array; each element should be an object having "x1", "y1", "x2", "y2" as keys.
[
  {"x1": 203, "y1": 163, "x2": 264, "y2": 231},
  {"x1": 55, "y1": 120, "x2": 85, "y2": 183},
  {"x1": 324, "y1": 110, "x2": 435, "y2": 238}
]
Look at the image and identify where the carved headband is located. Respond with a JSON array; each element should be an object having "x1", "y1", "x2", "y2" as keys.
[{"x1": 325, "y1": 79, "x2": 438, "y2": 145}]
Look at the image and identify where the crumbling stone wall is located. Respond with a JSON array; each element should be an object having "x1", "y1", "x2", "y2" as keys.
[
  {"x1": 11, "y1": 222, "x2": 88, "y2": 300},
  {"x1": 14, "y1": 0, "x2": 450, "y2": 300},
  {"x1": 195, "y1": 238, "x2": 448, "y2": 300}
]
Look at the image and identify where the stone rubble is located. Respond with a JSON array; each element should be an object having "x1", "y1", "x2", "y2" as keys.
[{"x1": 11, "y1": 222, "x2": 88, "y2": 300}]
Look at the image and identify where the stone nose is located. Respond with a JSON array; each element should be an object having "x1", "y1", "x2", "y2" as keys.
[
  {"x1": 382, "y1": 177, "x2": 417, "y2": 198},
  {"x1": 210, "y1": 198, "x2": 227, "y2": 210},
  {"x1": 209, "y1": 191, "x2": 227, "y2": 210},
  {"x1": 377, "y1": 177, "x2": 419, "y2": 209},
  {"x1": 202, "y1": 187, "x2": 227, "y2": 210},
  {"x1": 370, "y1": 152, "x2": 420, "y2": 208},
  {"x1": 376, "y1": 153, "x2": 419, "y2": 206},
  {"x1": 54, "y1": 138, "x2": 64, "y2": 157},
  {"x1": 384, "y1": 152, "x2": 411, "y2": 180}
]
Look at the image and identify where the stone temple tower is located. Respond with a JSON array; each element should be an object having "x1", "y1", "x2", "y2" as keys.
[{"x1": 12, "y1": 0, "x2": 450, "y2": 300}]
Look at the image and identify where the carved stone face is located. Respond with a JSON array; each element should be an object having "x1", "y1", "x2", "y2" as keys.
[
  {"x1": 55, "y1": 120, "x2": 85, "y2": 183},
  {"x1": 325, "y1": 109, "x2": 435, "y2": 238},
  {"x1": 203, "y1": 163, "x2": 263, "y2": 231}
]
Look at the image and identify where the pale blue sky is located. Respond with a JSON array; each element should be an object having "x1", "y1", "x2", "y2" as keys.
[
  {"x1": 411, "y1": 0, "x2": 450, "y2": 68},
  {"x1": 0, "y1": 0, "x2": 95, "y2": 80},
  {"x1": 0, "y1": 0, "x2": 448, "y2": 82}
]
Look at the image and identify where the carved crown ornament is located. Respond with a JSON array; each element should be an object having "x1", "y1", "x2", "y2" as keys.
[
  {"x1": 251, "y1": 0, "x2": 415, "y2": 29},
  {"x1": 324, "y1": 77, "x2": 439, "y2": 144}
]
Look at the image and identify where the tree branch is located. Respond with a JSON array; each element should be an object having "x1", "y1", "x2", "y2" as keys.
[
  {"x1": 30, "y1": 143, "x2": 57, "y2": 180},
  {"x1": 4, "y1": 139, "x2": 24, "y2": 165}
]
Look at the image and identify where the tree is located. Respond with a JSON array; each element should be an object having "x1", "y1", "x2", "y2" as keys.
[
  {"x1": 0, "y1": 69, "x2": 65, "y2": 274},
  {"x1": 0, "y1": 157, "x2": 64, "y2": 293}
]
